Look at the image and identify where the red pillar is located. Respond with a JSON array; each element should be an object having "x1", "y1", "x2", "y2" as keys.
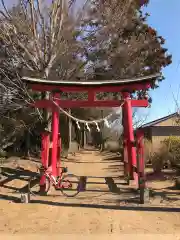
[
  {"x1": 57, "y1": 133, "x2": 62, "y2": 176},
  {"x1": 51, "y1": 93, "x2": 60, "y2": 177},
  {"x1": 136, "y1": 129, "x2": 145, "y2": 187},
  {"x1": 40, "y1": 131, "x2": 50, "y2": 192},
  {"x1": 136, "y1": 129, "x2": 146, "y2": 203},
  {"x1": 41, "y1": 131, "x2": 50, "y2": 169},
  {"x1": 123, "y1": 93, "x2": 136, "y2": 179},
  {"x1": 122, "y1": 104, "x2": 129, "y2": 179}
]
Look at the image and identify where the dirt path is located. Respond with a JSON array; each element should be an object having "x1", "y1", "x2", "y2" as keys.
[{"x1": 0, "y1": 150, "x2": 180, "y2": 234}]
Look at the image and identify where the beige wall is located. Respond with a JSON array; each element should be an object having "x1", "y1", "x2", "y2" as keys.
[
  {"x1": 151, "y1": 135, "x2": 168, "y2": 152},
  {"x1": 155, "y1": 116, "x2": 178, "y2": 126},
  {"x1": 151, "y1": 115, "x2": 179, "y2": 151},
  {"x1": 144, "y1": 135, "x2": 169, "y2": 161},
  {"x1": 144, "y1": 115, "x2": 180, "y2": 160}
]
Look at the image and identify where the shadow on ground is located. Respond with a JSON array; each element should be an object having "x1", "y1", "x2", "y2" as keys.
[
  {"x1": 0, "y1": 150, "x2": 180, "y2": 211},
  {"x1": 0, "y1": 167, "x2": 36, "y2": 192},
  {"x1": 0, "y1": 193, "x2": 180, "y2": 213}
]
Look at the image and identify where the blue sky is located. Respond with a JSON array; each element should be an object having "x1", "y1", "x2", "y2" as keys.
[{"x1": 141, "y1": 0, "x2": 180, "y2": 122}]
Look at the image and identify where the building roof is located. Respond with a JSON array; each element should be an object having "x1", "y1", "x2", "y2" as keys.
[{"x1": 140, "y1": 112, "x2": 179, "y2": 128}]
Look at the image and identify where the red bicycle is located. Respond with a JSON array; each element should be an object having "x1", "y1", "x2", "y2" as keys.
[{"x1": 28, "y1": 165, "x2": 80, "y2": 197}]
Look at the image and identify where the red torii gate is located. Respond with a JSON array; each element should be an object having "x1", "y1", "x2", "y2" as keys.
[{"x1": 22, "y1": 73, "x2": 159, "y2": 203}]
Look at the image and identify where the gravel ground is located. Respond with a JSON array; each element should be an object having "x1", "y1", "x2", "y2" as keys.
[{"x1": 0, "y1": 150, "x2": 180, "y2": 234}]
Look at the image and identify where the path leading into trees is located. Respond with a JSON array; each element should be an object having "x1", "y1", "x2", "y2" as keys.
[
  {"x1": 60, "y1": 148, "x2": 137, "y2": 206},
  {"x1": 0, "y1": 149, "x2": 180, "y2": 234}
]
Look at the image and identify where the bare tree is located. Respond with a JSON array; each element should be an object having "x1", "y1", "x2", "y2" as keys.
[
  {"x1": 0, "y1": 0, "x2": 89, "y2": 154},
  {"x1": 0, "y1": 0, "x2": 88, "y2": 120},
  {"x1": 0, "y1": 0, "x2": 88, "y2": 78}
]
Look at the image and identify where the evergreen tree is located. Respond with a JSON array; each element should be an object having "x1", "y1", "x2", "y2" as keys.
[{"x1": 82, "y1": 0, "x2": 171, "y2": 87}]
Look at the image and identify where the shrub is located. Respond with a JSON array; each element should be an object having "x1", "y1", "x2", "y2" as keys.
[
  {"x1": 163, "y1": 136, "x2": 180, "y2": 167},
  {"x1": 150, "y1": 136, "x2": 180, "y2": 173},
  {"x1": 144, "y1": 138, "x2": 153, "y2": 164},
  {"x1": 0, "y1": 149, "x2": 7, "y2": 158},
  {"x1": 151, "y1": 145, "x2": 170, "y2": 173},
  {"x1": 104, "y1": 140, "x2": 121, "y2": 152}
]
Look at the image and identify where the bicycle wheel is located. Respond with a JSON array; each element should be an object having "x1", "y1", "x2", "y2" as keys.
[
  {"x1": 28, "y1": 175, "x2": 50, "y2": 196},
  {"x1": 60, "y1": 174, "x2": 80, "y2": 197}
]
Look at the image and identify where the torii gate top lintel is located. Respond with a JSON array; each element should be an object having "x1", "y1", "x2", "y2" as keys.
[
  {"x1": 22, "y1": 73, "x2": 160, "y2": 93},
  {"x1": 22, "y1": 73, "x2": 160, "y2": 108}
]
